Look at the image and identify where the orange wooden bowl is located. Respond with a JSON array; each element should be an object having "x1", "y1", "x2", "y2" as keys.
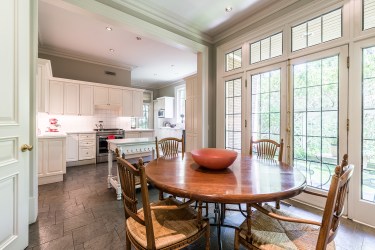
[{"x1": 191, "y1": 148, "x2": 238, "y2": 170}]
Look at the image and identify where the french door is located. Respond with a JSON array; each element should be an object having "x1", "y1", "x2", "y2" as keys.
[
  {"x1": 348, "y1": 39, "x2": 375, "y2": 227},
  {"x1": 289, "y1": 46, "x2": 348, "y2": 207},
  {"x1": 246, "y1": 62, "x2": 287, "y2": 158}
]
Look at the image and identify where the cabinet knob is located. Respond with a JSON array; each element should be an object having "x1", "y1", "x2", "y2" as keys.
[{"x1": 21, "y1": 144, "x2": 33, "y2": 152}]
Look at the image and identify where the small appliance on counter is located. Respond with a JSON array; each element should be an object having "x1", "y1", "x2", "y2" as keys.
[{"x1": 47, "y1": 118, "x2": 61, "y2": 132}]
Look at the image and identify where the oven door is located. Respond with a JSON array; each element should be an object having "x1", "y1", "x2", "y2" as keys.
[{"x1": 97, "y1": 136, "x2": 109, "y2": 156}]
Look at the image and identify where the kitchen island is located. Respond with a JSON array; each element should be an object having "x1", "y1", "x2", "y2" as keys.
[{"x1": 106, "y1": 137, "x2": 155, "y2": 200}]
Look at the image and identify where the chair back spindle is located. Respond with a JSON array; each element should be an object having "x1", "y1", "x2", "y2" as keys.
[
  {"x1": 155, "y1": 135, "x2": 184, "y2": 159},
  {"x1": 250, "y1": 137, "x2": 284, "y2": 161}
]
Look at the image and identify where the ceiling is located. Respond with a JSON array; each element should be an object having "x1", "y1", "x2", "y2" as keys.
[{"x1": 38, "y1": 0, "x2": 285, "y2": 89}]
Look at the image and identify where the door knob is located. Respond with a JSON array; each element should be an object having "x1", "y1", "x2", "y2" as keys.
[{"x1": 21, "y1": 144, "x2": 33, "y2": 152}]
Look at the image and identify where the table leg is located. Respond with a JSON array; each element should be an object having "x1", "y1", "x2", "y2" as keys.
[
  {"x1": 116, "y1": 147, "x2": 123, "y2": 200},
  {"x1": 108, "y1": 149, "x2": 113, "y2": 189},
  {"x1": 214, "y1": 203, "x2": 222, "y2": 250}
]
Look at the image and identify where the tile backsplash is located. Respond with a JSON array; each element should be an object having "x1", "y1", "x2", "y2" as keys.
[{"x1": 38, "y1": 108, "x2": 132, "y2": 133}]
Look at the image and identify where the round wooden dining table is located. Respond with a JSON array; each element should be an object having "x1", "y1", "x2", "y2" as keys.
[{"x1": 145, "y1": 153, "x2": 307, "y2": 204}]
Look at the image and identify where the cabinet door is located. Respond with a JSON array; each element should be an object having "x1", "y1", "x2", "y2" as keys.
[
  {"x1": 133, "y1": 91, "x2": 143, "y2": 117},
  {"x1": 125, "y1": 132, "x2": 140, "y2": 138},
  {"x1": 49, "y1": 80, "x2": 64, "y2": 115},
  {"x1": 122, "y1": 89, "x2": 133, "y2": 117},
  {"x1": 66, "y1": 134, "x2": 79, "y2": 162},
  {"x1": 94, "y1": 86, "x2": 108, "y2": 105},
  {"x1": 37, "y1": 59, "x2": 51, "y2": 113},
  {"x1": 46, "y1": 140, "x2": 64, "y2": 174},
  {"x1": 38, "y1": 140, "x2": 45, "y2": 176},
  {"x1": 140, "y1": 131, "x2": 154, "y2": 138},
  {"x1": 108, "y1": 88, "x2": 122, "y2": 106},
  {"x1": 80, "y1": 85, "x2": 94, "y2": 116},
  {"x1": 64, "y1": 83, "x2": 79, "y2": 115}
]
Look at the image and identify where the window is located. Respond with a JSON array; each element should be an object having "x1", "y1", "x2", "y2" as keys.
[
  {"x1": 293, "y1": 55, "x2": 339, "y2": 190},
  {"x1": 175, "y1": 85, "x2": 186, "y2": 124},
  {"x1": 225, "y1": 78, "x2": 241, "y2": 152},
  {"x1": 364, "y1": 0, "x2": 375, "y2": 30},
  {"x1": 362, "y1": 46, "x2": 375, "y2": 202},
  {"x1": 226, "y1": 48, "x2": 242, "y2": 71},
  {"x1": 250, "y1": 32, "x2": 283, "y2": 64},
  {"x1": 132, "y1": 91, "x2": 152, "y2": 129},
  {"x1": 138, "y1": 104, "x2": 150, "y2": 129},
  {"x1": 292, "y1": 8, "x2": 342, "y2": 52},
  {"x1": 251, "y1": 69, "x2": 281, "y2": 143}
]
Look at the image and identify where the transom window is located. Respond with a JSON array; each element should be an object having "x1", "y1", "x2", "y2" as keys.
[
  {"x1": 363, "y1": 0, "x2": 375, "y2": 30},
  {"x1": 292, "y1": 8, "x2": 342, "y2": 52},
  {"x1": 250, "y1": 32, "x2": 283, "y2": 64},
  {"x1": 225, "y1": 78, "x2": 241, "y2": 152},
  {"x1": 226, "y1": 48, "x2": 242, "y2": 71}
]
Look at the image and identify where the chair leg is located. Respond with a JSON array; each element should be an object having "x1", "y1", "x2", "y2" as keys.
[
  {"x1": 234, "y1": 228, "x2": 240, "y2": 250},
  {"x1": 205, "y1": 202, "x2": 208, "y2": 217},
  {"x1": 276, "y1": 200, "x2": 280, "y2": 209},
  {"x1": 205, "y1": 222, "x2": 210, "y2": 250},
  {"x1": 159, "y1": 190, "x2": 164, "y2": 200},
  {"x1": 125, "y1": 230, "x2": 131, "y2": 250}
]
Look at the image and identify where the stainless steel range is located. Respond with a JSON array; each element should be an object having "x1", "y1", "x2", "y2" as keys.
[{"x1": 95, "y1": 128, "x2": 124, "y2": 163}]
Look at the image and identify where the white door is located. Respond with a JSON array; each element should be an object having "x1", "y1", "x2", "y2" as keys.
[
  {"x1": 246, "y1": 62, "x2": 287, "y2": 159},
  {"x1": 348, "y1": 39, "x2": 375, "y2": 226},
  {"x1": 290, "y1": 46, "x2": 349, "y2": 207},
  {"x1": 0, "y1": 1, "x2": 31, "y2": 249}
]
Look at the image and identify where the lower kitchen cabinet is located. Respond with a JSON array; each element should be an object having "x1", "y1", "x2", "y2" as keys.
[
  {"x1": 66, "y1": 133, "x2": 96, "y2": 166},
  {"x1": 38, "y1": 137, "x2": 66, "y2": 185},
  {"x1": 125, "y1": 130, "x2": 154, "y2": 139}
]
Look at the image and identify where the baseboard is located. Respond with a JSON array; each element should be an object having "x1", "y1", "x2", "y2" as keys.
[{"x1": 66, "y1": 158, "x2": 96, "y2": 167}]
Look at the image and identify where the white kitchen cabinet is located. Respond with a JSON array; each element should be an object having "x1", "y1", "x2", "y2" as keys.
[
  {"x1": 38, "y1": 137, "x2": 66, "y2": 185},
  {"x1": 157, "y1": 97, "x2": 174, "y2": 118},
  {"x1": 94, "y1": 86, "x2": 122, "y2": 107},
  {"x1": 125, "y1": 131, "x2": 154, "y2": 139},
  {"x1": 64, "y1": 83, "x2": 80, "y2": 115},
  {"x1": 49, "y1": 80, "x2": 64, "y2": 115},
  {"x1": 122, "y1": 90, "x2": 144, "y2": 117},
  {"x1": 80, "y1": 85, "x2": 94, "y2": 116},
  {"x1": 67, "y1": 133, "x2": 96, "y2": 166},
  {"x1": 36, "y1": 58, "x2": 52, "y2": 113},
  {"x1": 66, "y1": 134, "x2": 79, "y2": 162}
]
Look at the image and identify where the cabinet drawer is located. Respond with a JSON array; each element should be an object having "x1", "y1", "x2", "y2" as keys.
[
  {"x1": 79, "y1": 146, "x2": 95, "y2": 160},
  {"x1": 79, "y1": 139, "x2": 95, "y2": 147},
  {"x1": 79, "y1": 133, "x2": 96, "y2": 140}
]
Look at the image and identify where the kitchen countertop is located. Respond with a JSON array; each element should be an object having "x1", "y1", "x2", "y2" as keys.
[
  {"x1": 38, "y1": 131, "x2": 67, "y2": 139},
  {"x1": 159, "y1": 127, "x2": 185, "y2": 130}
]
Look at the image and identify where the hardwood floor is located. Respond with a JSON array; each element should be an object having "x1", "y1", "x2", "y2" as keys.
[{"x1": 28, "y1": 162, "x2": 375, "y2": 249}]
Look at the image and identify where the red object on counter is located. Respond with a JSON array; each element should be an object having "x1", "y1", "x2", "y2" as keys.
[
  {"x1": 107, "y1": 135, "x2": 115, "y2": 139},
  {"x1": 191, "y1": 148, "x2": 238, "y2": 170}
]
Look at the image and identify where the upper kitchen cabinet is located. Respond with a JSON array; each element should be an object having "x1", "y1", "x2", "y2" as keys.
[
  {"x1": 49, "y1": 80, "x2": 64, "y2": 115},
  {"x1": 157, "y1": 96, "x2": 174, "y2": 118},
  {"x1": 64, "y1": 82, "x2": 80, "y2": 115},
  {"x1": 94, "y1": 86, "x2": 122, "y2": 107},
  {"x1": 122, "y1": 89, "x2": 144, "y2": 117},
  {"x1": 36, "y1": 59, "x2": 52, "y2": 113},
  {"x1": 80, "y1": 85, "x2": 94, "y2": 116}
]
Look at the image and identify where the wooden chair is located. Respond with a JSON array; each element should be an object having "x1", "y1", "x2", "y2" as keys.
[
  {"x1": 117, "y1": 157, "x2": 210, "y2": 250},
  {"x1": 155, "y1": 136, "x2": 184, "y2": 159},
  {"x1": 234, "y1": 154, "x2": 354, "y2": 250},
  {"x1": 250, "y1": 137, "x2": 284, "y2": 162}
]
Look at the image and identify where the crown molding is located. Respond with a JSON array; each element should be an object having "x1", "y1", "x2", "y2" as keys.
[
  {"x1": 213, "y1": 0, "x2": 299, "y2": 44},
  {"x1": 38, "y1": 46, "x2": 135, "y2": 71},
  {"x1": 132, "y1": 77, "x2": 190, "y2": 90}
]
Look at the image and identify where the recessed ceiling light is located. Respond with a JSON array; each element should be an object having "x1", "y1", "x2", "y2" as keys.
[
  {"x1": 225, "y1": 6, "x2": 232, "y2": 12},
  {"x1": 136, "y1": 36, "x2": 142, "y2": 40},
  {"x1": 109, "y1": 49, "x2": 114, "y2": 52},
  {"x1": 106, "y1": 27, "x2": 112, "y2": 31}
]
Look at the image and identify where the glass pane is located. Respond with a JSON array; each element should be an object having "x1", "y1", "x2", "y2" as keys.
[
  {"x1": 270, "y1": 33, "x2": 283, "y2": 58},
  {"x1": 226, "y1": 48, "x2": 242, "y2": 71},
  {"x1": 322, "y1": 9, "x2": 342, "y2": 42},
  {"x1": 225, "y1": 78, "x2": 242, "y2": 151},
  {"x1": 250, "y1": 41, "x2": 261, "y2": 64},
  {"x1": 362, "y1": 46, "x2": 375, "y2": 202},
  {"x1": 251, "y1": 69, "x2": 281, "y2": 154},
  {"x1": 364, "y1": 0, "x2": 375, "y2": 30},
  {"x1": 292, "y1": 23, "x2": 307, "y2": 51},
  {"x1": 307, "y1": 17, "x2": 322, "y2": 47},
  {"x1": 293, "y1": 55, "x2": 339, "y2": 190},
  {"x1": 261, "y1": 37, "x2": 270, "y2": 61},
  {"x1": 250, "y1": 33, "x2": 283, "y2": 64}
]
